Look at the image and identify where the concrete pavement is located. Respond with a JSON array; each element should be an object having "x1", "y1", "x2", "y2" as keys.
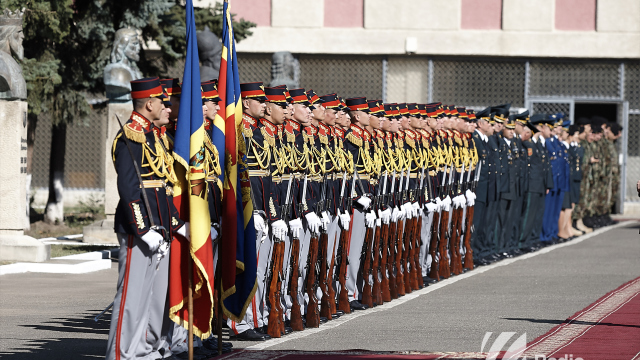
[{"x1": 1, "y1": 221, "x2": 638, "y2": 358}]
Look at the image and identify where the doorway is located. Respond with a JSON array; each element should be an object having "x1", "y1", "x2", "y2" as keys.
[{"x1": 574, "y1": 103, "x2": 618, "y2": 124}]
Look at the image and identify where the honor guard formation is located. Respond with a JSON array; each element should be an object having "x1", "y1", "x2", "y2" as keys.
[{"x1": 107, "y1": 76, "x2": 623, "y2": 360}]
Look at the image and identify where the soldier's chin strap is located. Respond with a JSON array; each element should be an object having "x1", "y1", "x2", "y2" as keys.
[{"x1": 115, "y1": 115, "x2": 169, "y2": 247}]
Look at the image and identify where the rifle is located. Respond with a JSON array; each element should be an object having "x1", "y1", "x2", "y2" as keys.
[
  {"x1": 334, "y1": 170, "x2": 351, "y2": 313},
  {"x1": 402, "y1": 165, "x2": 415, "y2": 294},
  {"x1": 379, "y1": 172, "x2": 391, "y2": 302},
  {"x1": 267, "y1": 175, "x2": 295, "y2": 338},
  {"x1": 413, "y1": 164, "x2": 426, "y2": 289},
  {"x1": 284, "y1": 174, "x2": 304, "y2": 331},
  {"x1": 387, "y1": 171, "x2": 399, "y2": 299},
  {"x1": 428, "y1": 164, "x2": 446, "y2": 281},
  {"x1": 360, "y1": 170, "x2": 380, "y2": 308},
  {"x1": 370, "y1": 177, "x2": 384, "y2": 306},
  {"x1": 395, "y1": 170, "x2": 406, "y2": 296},
  {"x1": 463, "y1": 161, "x2": 481, "y2": 270},
  {"x1": 316, "y1": 173, "x2": 332, "y2": 322},
  {"x1": 438, "y1": 165, "x2": 451, "y2": 279},
  {"x1": 267, "y1": 239, "x2": 284, "y2": 338},
  {"x1": 450, "y1": 162, "x2": 465, "y2": 276}
]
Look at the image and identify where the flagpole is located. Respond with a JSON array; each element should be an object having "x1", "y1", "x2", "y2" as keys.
[
  {"x1": 216, "y1": 240, "x2": 223, "y2": 356},
  {"x1": 188, "y1": 257, "x2": 194, "y2": 360}
]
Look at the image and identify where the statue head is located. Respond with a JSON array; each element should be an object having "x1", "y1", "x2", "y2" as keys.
[
  {"x1": 0, "y1": 8, "x2": 25, "y2": 60},
  {"x1": 111, "y1": 28, "x2": 141, "y2": 64},
  {"x1": 269, "y1": 51, "x2": 299, "y2": 88}
]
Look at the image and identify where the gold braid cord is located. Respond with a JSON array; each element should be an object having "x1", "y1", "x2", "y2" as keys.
[{"x1": 140, "y1": 132, "x2": 178, "y2": 185}]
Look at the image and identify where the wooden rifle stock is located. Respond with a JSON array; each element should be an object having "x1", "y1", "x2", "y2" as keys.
[
  {"x1": 305, "y1": 234, "x2": 320, "y2": 328},
  {"x1": 438, "y1": 209, "x2": 451, "y2": 279},
  {"x1": 409, "y1": 216, "x2": 420, "y2": 290},
  {"x1": 336, "y1": 228, "x2": 351, "y2": 313},
  {"x1": 360, "y1": 226, "x2": 374, "y2": 308},
  {"x1": 428, "y1": 210, "x2": 440, "y2": 281},
  {"x1": 379, "y1": 222, "x2": 392, "y2": 302},
  {"x1": 371, "y1": 224, "x2": 383, "y2": 305},
  {"x1": 327, "y1": 235, "x2": 338, "y2": 314},
  {"x1": 448, "y1": 207, "x2": 462, "y2": 276},
  {"x1": 463, "y1": 205, "x2": 475, "y2": 270},
  {"x1": 414, "y1": 214, "x2": 424, "y2": 288},
  {"x1": 288, "y1": 237, "x2": 304, "y2": 331},
  {"x1": 318, "y1": 231, "x2": 332, "y2": 320},
  {"x1": 388, "y1": 221, "x2": 398, "y2": 299},
  {"x1": 267, "y1": 241, "x2": 284, "y2": 338},
  {"x1": 454, "y1": 206, "x2": 465, "y2": 274},
  {"x1": 402, "y1": 216, "x2": 414, "y2": 294},
  {"x1": 395, "y1": 218, "x2": 406, "y2": 296}
]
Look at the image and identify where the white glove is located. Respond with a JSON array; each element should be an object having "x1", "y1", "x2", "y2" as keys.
[
  {"x1": 425, "y1": 202, "x2": 438, "y2": 213},
  {"x1": 141, "y1": 229, "x2": 163, "y2": 252},
  {"x1": 453, "y1": 195, "x2": 465, "y2": 208},
  {"x1": 210, "y1": 226, "x2": 219, "y2": 240},
  {"x1": 254, "y1": 215, "x2": 266, "y2": 234},
  {"x1": 271, "y1": 219, "x2": 288, "y2": 240},
  {"x1": 320, "y1": 211, "x2": 331, "y2": 231},
  {"x1": 365, "y1": 210, "x2": 377, "y2": 228},
  {"x1": 412, "y1": 202, "x2": 421, "y2": 216},
  {"x1": 339, "y1": 211, "x2": 351, "y2": 230},
  {"x1": 402, "y1": 202, "x2": 413, "y2": 219},
  {"x1": 465, "y1": 189, "x2": 476, "y2": 207},
  {"x1": 376, "y1": 218, "x2": 382, "y2": 227},
  {"x1": 289, "y1": 218, "x2": 303, "y2": 238},
  {"x1": 392, "y1": 206, "x2": 402, "y2": 222},
  {"x1": 378, "y1": 208, "x2": 392, "y2": 224},
  {"x1": 356, "y1": 195, "x2": 372, "y2": 210},
  {"x1": 435, "y1": 197, "x2": 443, "y2": 212},
  {"x1": 305, "y1": 212, "x2": 322, "y2": 234},
  {"x1": 176, "y1": 222, "x2": 190, "y2": 241},
  {"x1": 442, "y1": 196, "x2": 452, "y2": 212}
]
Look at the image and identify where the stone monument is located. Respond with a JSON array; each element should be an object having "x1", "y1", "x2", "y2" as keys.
[
  {"x1": 268, "y1": 51, "x2": 300, "y2": 89},
  {"x1": 197, "y1": 26, "x2": 222, "y2": 81},
  {"x1": 83, "y1": 28, "x2": 141, "y2": 244},
  {"x1": 0, "y1": 8, "x2": 50, "y2": 262}
]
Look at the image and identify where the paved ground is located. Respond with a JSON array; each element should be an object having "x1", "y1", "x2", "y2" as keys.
[{"x1": 1, "y1": 221, "x2": 639, "y2": 358}]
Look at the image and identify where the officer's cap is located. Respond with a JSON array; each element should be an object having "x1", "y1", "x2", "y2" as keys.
[
  {"x1": 160, "y1": 78, "x2": 182, "y2": 97},
  {"x1": 289, "y1": 88, "x2": 310, "y2": 106},
  {"x1": 264, "y1": 87, "x2": 289, "y2": 106},
  {"x1": 240, "y1": 82, "x2": 268, "y2": 101},
  {"x1": 320, "y1": 93, "x2": 341, "y2": 109},
  {"x1": 131, "y1": 77, "x2": 167, "y2": 100},
  {"x1": 201, "y1": 80, "x2": 220, "y2": 103},
  {"x1": 345, "y1": 97, "x2": 369, "y2": 113}
]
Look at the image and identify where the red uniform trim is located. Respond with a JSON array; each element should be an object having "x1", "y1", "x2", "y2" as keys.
[{"x1": 115, "y1": 235, "x2": 134, "y2": 360}]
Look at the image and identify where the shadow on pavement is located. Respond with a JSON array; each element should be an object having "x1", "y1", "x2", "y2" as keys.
[
  {"x1": 503, "y1": 317, "x2": 640, "y2": 329},
  {"x1": 0, "y1": 311, "x2": 110, "y2": 359}
]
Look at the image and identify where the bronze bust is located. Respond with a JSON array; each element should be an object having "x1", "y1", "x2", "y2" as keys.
[
  {"x1": 104, "y1": 28, "x2": 142, "y2": 101},
  {"x1": 0, "y1": 8, "x2": 26, "y2": 100}
]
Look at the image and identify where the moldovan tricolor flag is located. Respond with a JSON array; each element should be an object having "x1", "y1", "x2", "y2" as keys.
[
  {"x1": 168, "y1": 0, "x2": 215, "y2": 338},
  {"x1": 217, "y1": 0, "x2": 258, "y2": 322}
]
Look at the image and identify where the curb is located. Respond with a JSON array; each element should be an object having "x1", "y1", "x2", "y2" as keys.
[{"x1": 0, "y1": 248, "x2": 117, "y2": 276}]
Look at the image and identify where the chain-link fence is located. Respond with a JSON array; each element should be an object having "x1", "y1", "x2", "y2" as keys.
[
  {"x1": 529, "y1": 61, "x2": 621, "y2": 99},
  {"x1": 32, "y1": 104, "x2": 107, "y2": 190},
  {"x1": 432, "y1": 58, "x2": 526, "y2": 108}
]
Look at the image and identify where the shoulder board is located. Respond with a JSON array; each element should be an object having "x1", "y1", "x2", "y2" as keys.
[
  {"x1": 346, "y1": 128, "x2": 363, "y2": 147},
  {"x1": 123, "y1": 121, "x2": 146, "y2": 144}
]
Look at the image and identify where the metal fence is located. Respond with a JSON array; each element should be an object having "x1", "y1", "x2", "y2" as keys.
[{"x1": 30, "y1": 53, "x2": 640, "y2": 208}]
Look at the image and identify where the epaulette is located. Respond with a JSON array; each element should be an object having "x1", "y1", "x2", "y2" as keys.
[
  {"x1": 405, "y1": 129, "x2": 416, "y2": 149},
  {"x1": 284, "y1": 120, "x2": 300, "y2": 143},
  {"x1": 396, "y1": 130, "x2": 405, "y2": 148},
  {"x1": 304, "y1": 125, "x2": 317, "y2": 146},
  {"x1": 453, "y1": 130, "x2": 463, "y2": 146},
  {"x1": 334, "y1": 127, "x2": 345, "y2": 139},
  {"x1": 346, "y1": 124, "x2": 363, "y2": 147},
  {"x1": 123, "y1": 120, "x2": 147, "y2": 144},
  {"x1": 362, "y1": 128, "x2": 372, "y2": 143},
  {"x1": 259, "y1": 118, "x2": 277, "y2": 147},
  {"x1": 419, "y1": 129, "x2": 430, "y2": 147},
  {"x1": 318, "y1": 123, "x2": 330, "y2": 145},
  {"x1": 375, "y1": 129, "x2": 385, "y2": 149},
  {"x1": 243, "y1": 113, "x2": 258, "y2": 138}
]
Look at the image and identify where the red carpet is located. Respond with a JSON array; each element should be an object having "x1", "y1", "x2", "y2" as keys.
[
  {"x1": 524, "y1": 276, "x2": 640, "y2": 360},
  {"x1": 213, "y1": 350, "x2": 487, "y2": 359}
]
